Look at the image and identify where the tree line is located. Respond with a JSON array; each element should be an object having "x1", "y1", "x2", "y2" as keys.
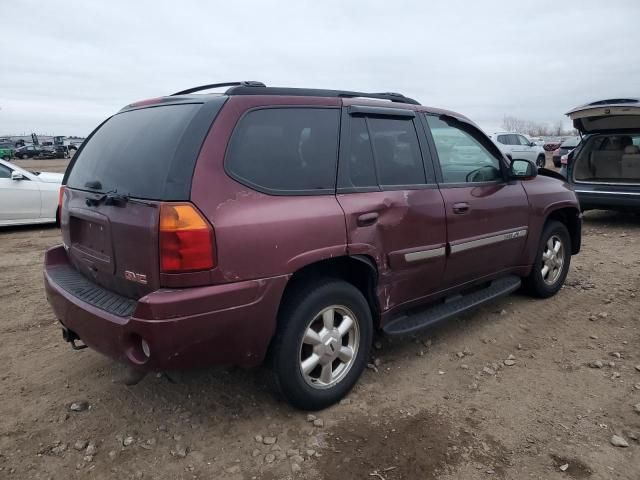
[{"x1": 501, "y1": 115, "x2": 578, "y2": 137}]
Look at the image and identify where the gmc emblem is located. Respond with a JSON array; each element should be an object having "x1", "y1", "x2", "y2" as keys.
[{"x1": 124, "y1": 270, "x2": 148, "y2": 285}]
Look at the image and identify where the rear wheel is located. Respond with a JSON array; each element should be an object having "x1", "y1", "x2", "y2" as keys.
[
  {"x1": 524, "y1": 220, "x2": 571, "y2": 298},
  {"x1": 536, "y1": 154, "x2": 546, "y2": 168},
  {"x1": 270, "y1": 279, "x2": 372, "y2": 410}
]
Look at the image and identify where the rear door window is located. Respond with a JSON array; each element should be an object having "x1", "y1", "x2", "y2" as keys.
[
  {"x1": 225, "y1": 108, "x2": 340, "y2": 194},
  {"x1": 338, "y1": 115, "x2": 427, "y2": 190},
  {"x1": 65, "y1": 102, "x2": 223, "y2": 200},
  {"x1": 341, "y1": 116, "x2": 377, "y2": 188},
  {"x1": 367, "y1": 117, "x2": 426, "y2": 186}
]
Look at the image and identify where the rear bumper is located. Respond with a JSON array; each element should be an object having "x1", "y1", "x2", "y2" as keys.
[
  {"x1": 44, "y1": 245, "x2": 289, "y2": 370},
  {"x1": 574, "y1": 187, "x2": 640, "y2": 211}
]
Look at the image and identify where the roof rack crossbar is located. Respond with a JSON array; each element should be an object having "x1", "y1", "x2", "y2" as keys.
[{"x1": 171, "y1": 81, "x2": 265, "y2": 96}]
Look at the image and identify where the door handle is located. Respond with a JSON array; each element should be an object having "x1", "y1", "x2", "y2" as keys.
[
  {"x1": 452, "y1": 202, "x2": 470, "y2": 214},
  {"x1": 357, "y1": 212, "x2": 379, "y2": 226}
]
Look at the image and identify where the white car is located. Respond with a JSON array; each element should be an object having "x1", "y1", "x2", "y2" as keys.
[
  {"x1": 0, "y1": 159, "x2": 63, "y2": 226},
  {"x1": 489, "y1": 132, "x2": 547, "y2": 168}
]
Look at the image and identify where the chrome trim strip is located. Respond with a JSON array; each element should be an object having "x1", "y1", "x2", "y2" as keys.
[
  {"x1": 574, "y1": 189, "x2": 640, "y2": 196},
  {"x1": 404, "y1": 247, "x2": 446, "y2": 262},
  {"x1": 450, "y1": 228, "x2": 528, "y2": 254}
]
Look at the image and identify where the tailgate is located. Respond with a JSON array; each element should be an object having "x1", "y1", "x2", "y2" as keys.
[{"x1": 61, "y1": 188, "x2": 161, "y2": 298}]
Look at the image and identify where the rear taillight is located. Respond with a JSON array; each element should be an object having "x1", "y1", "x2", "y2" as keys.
[
  {"x1": 58, "y1": 185, "x2": 65, "y2": 209},
  {"x1": 159, "y1": 203, "x2": 215, "y2": 273},
  {"x1": 561, "y1": 154, "x2": 568, "y2": 165}
]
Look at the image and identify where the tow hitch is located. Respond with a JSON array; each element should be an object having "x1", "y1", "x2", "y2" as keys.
[{"x1": 61, "y1": 327, "x2": 87, "y2": 350}]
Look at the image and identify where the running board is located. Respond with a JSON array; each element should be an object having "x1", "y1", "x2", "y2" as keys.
[{"x1": 383, "y1": 275, "x2": 522, "y2": 336}]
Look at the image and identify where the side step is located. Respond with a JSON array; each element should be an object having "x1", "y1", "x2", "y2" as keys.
[{"x1": 383, "y1": 275, "x2": 522, "y2": 336}]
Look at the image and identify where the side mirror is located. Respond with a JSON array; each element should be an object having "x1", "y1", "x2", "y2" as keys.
[
  {"x1": 510, "y1": 159, "x2": 537, "y2": 180},
  {"x1": 11, "y1": 171, "x2": 25, "y2": 181}
]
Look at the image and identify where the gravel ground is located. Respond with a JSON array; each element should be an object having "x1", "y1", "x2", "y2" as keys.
[{"x1": 1, "y1": 159, "x2": 639, "y2": 479}]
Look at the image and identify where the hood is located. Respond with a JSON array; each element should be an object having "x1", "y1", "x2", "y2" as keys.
[
  {"x1": 34, "y1": 172, "x2": 64, "y2": 183},
  {"x1": 566, "y1": 98, "x2": 640, "y2": 134}
]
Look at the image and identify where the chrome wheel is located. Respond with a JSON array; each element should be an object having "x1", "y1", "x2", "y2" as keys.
[
  {"x1": 541, "y1": 234, "x2": 565, "y2": 285},
  {"x1": 299, "y1": 305, "x2": 360, "y2": 390}
]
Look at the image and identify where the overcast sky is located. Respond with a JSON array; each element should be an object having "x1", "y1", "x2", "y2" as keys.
[{"x1": 1, "y1": 0, "x2": 639, "y2": 136}]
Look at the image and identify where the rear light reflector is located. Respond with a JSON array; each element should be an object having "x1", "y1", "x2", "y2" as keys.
[{"x1": 159, "y1": 203, "x2": 215, "y2": 273}]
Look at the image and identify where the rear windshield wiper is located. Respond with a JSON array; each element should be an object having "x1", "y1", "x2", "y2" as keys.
[{"x1": 85, "y1": 190, "x2": 157, "y2": 208}]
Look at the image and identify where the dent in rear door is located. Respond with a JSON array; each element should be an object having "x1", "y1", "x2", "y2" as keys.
[{"x1": 336, "y1": 105, "x2": 447, "y2": 313}]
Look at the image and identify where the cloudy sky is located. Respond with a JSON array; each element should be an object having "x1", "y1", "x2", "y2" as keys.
[{"x1": 1, "y1": 0, "x2": 639, "y2": 136}]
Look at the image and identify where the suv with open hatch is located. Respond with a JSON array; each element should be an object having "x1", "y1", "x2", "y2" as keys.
[
  {"x1": 563, "y1": 98, "x2": 640, "y2": 211},
  {"x1": 45, "y1": 81, "x2": 582, "y2": 410}
]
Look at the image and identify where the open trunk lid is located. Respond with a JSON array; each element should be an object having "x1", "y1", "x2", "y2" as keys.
[
  {"x1": 567, "y1": 98, "x2": 640, "y2": 134},
  {"x1": 61, "y1": 97, "x2": 226, "y2": 299}
]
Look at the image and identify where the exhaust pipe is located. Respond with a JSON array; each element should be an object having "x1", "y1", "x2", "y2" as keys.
[{"x1": 61, "y1": 327, "x2": 87, "y2": 350}]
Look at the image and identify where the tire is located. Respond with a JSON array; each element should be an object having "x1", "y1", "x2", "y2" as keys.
[
  {"x1": 523, "y1": 220, "x2": 571, "y2": 298},
  {"x1": 1, "y1": 155, "x2": 8, "y2": 161},
  {"x1": 536, "y1": 154, "x2": 546, "y2": 168},
  {"x1": 270, "y1": 279, "x2": 373, "y2": 410}
]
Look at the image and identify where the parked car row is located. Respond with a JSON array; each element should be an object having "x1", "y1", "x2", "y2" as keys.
[{"x1": 13, "y1": 145, "x2": 70, "y2": 160}]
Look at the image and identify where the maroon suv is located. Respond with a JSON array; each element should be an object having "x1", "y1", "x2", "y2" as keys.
[{"x1": 44, "y1": 81, "x2": 581, "y2": 410}]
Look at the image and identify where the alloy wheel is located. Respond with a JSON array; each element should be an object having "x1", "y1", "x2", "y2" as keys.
[
  {"x1": 299, "y1": 305, "x2": 360, "y2": 389},
  {"x1": 541, "y1": 234, "x2": 565, "y2": 285}
]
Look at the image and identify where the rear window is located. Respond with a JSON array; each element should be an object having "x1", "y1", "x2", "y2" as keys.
[
  {"x1": 66, "y1": 103, "x2": 219, "y2": 200},
  {"x1": 225, "y1": 108, "x2": 340, "y2": 194}
]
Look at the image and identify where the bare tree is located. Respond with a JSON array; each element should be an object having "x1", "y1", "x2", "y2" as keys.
[
  {"x1": 501, "y1": 115, "x2": 527, "y2": 133},
  {"x1": 502, "y1": 115, "x2": 579, "y2": 137}
]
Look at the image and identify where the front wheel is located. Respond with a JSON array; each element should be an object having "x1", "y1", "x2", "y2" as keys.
[
  {"x1": 536, "y1": 154, "x2": 546, "y2": 168},
  {"x1": 524, "y1": 220, "x2": 571, "y2": 298},
  {"x1": 270, "y1": 279, "x2": 373, "y2": 410}
]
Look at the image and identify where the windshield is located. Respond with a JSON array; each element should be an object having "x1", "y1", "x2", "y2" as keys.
[{"x1": 66, "y1": 104, "x2": 207, "y2": 200}]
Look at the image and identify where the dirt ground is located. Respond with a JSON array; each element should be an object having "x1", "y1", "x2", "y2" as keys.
[{"x1": 1, "y1": 159, "x2": 639, "y2": 479}]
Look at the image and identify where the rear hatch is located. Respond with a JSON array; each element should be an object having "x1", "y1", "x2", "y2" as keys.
[
  {"x1": 567, "y1": 98, "x2": 640, "y2": 133},
  {"x1": 61, "y1": 97, "x2": 226, "y2": 299}
]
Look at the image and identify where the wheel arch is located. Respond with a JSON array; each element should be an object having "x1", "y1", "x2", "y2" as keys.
[
  {"x1": 278, "y1": 255, "x2": 381, "y2": 328},
  {"x1": 544, "y1": 206, "x2": 582, "y2": 254}
]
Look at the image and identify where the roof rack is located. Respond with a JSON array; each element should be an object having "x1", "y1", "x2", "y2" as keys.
[
  {"x1": 171, "y1": 81, "x2": 266, "y2": 96},
  {"x1": 170, "y1": 81, "x2": 420, "y2": 105},
  {"x1": 226, "y1": 84, "x2": 420, "y2": 105}
]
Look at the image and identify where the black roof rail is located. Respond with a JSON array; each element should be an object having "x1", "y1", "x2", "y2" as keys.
[
  {"x1": 586, "y1": 98, "x2": 638, "y2": 106},
  {"x1": 224, "y1": 85, "x2": 421, "y2": 105},
  {"x1": 171, "y1": 81, "x2": 265, "y2": 96}
]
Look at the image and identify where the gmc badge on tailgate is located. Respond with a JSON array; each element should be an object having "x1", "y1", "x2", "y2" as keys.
[{"x1": 124, "y1": 270, "x2": 148, "y2": 285}]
